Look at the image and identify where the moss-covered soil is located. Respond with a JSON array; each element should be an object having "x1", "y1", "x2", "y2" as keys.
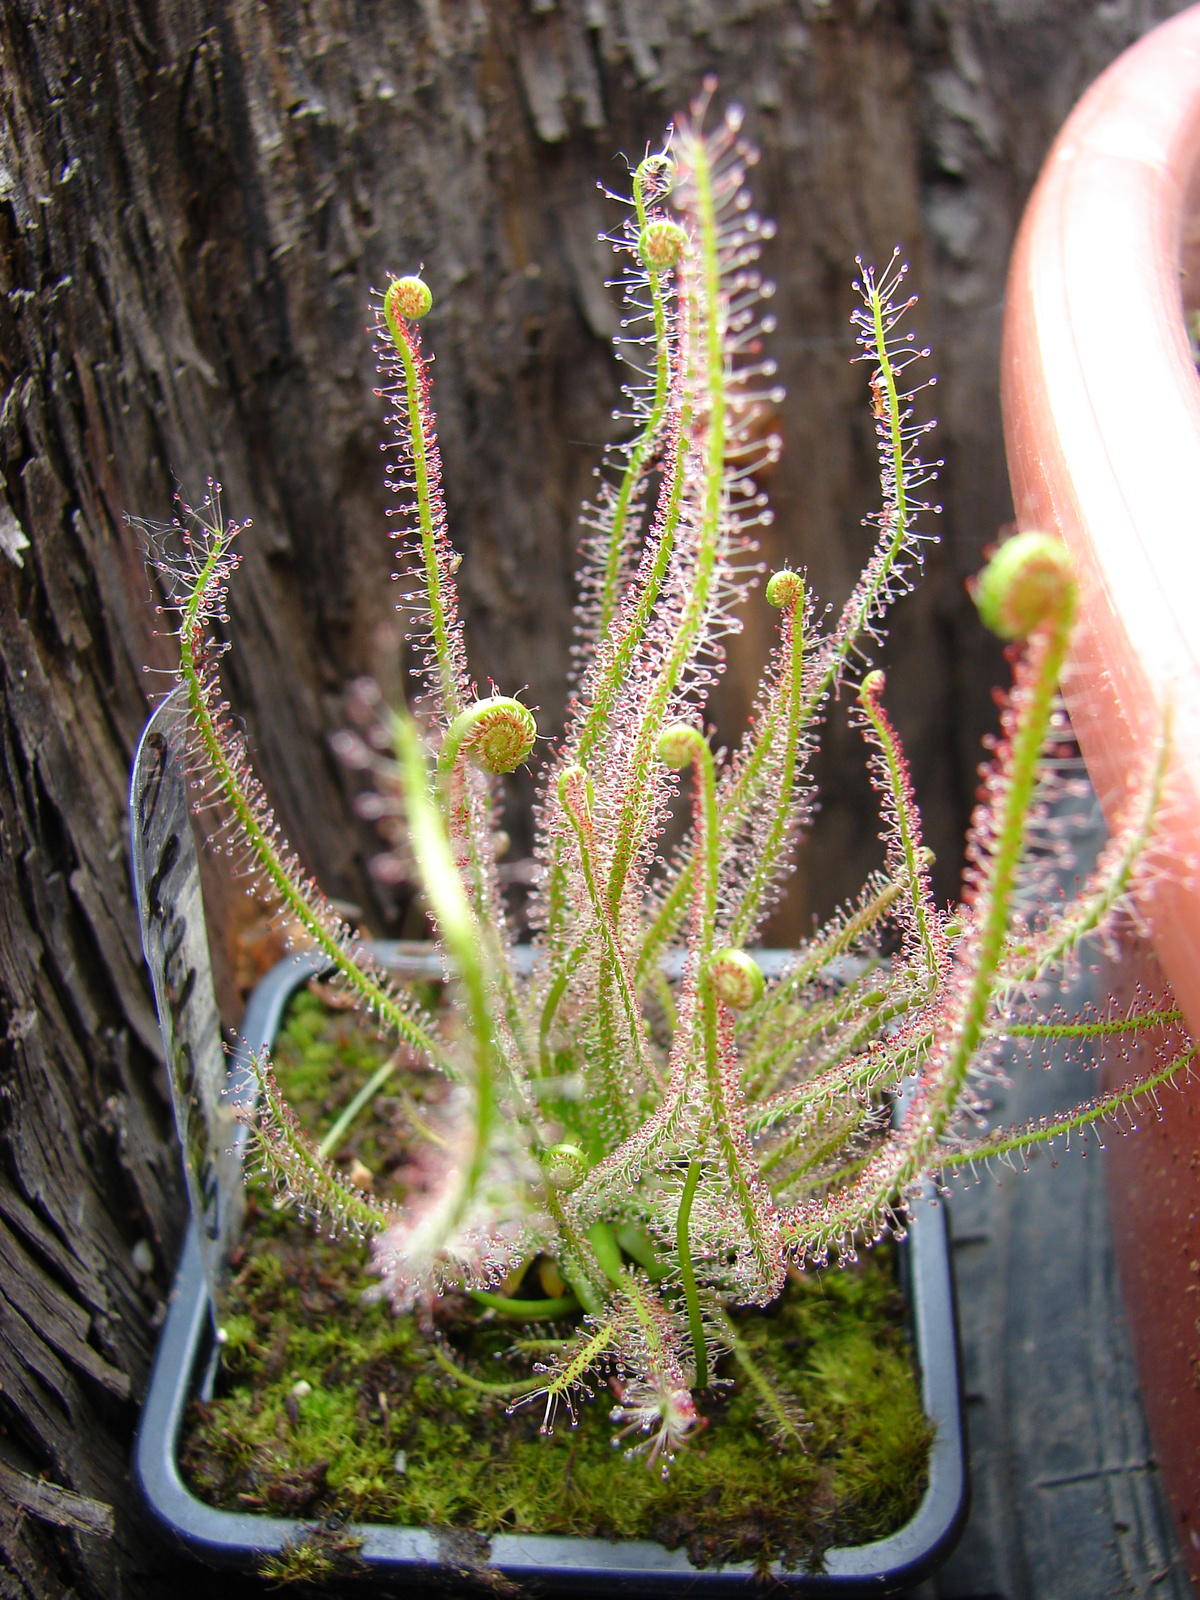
[{"x1": 180, "y1": 986, "x2": 932, "y2": 1578}]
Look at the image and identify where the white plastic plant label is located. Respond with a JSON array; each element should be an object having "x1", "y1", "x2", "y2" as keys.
[{"x1": 129, "y1": 685, "x2": 244, "y2": 1325}]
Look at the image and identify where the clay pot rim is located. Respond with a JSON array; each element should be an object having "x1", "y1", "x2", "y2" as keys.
[{"x1": 1001, "y1": 2, "x2": 1200, "y2": 1033}]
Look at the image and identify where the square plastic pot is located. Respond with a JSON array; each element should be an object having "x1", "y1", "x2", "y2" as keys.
[{"x1": 133, "y1": 945, "x2": 969, "y2": 1596}]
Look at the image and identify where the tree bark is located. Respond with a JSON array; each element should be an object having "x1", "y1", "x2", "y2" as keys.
[{"x1": 0, "y1": 2, "x2": 1189, "y2": 1594}]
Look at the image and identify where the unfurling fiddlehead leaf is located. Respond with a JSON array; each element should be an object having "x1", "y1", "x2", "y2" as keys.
[
  {"x1": 709, "y1": 949, "x2": 766, "y2": 1011},
  {"x1": 440, "y1": 697, "x2": 538, "y2": 778}
]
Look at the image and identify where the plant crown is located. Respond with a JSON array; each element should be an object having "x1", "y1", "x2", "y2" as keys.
[{"x1": 140, "y1": 84, "x2": 1193, "y2": 1473}]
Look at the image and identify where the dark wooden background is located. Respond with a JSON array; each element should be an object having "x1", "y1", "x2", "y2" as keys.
[{"x1": 0, "y1": 2, "x2": 1189, "y2": 1594}]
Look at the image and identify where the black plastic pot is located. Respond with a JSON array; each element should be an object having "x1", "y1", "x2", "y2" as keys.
[
  {"x1": 133, "y1": 957, "x2": 966, "y2": 1596},
  {"x1": 129, "y1": 696, "x2": 968, "y2": 1595}
]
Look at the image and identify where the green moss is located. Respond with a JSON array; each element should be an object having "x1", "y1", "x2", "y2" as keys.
[
  {"x1": 182, "y1": 988, "x2": 932, "y2": 1576},
  {"x1": 258, "y1": 1522, "x2": 364, "y2": 1587}
]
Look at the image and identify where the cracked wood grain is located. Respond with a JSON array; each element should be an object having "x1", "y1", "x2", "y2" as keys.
[{"x1": 0, "y1": 1462, "x2": 114, "y2": 1539}]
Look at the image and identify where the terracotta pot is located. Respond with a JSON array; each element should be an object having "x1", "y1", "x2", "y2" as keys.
[{"x1": 1001, "y1": 5, "x2": 1200, "y2": 1580}]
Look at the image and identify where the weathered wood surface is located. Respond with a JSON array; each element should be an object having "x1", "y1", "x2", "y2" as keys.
[{"x1": 0, "y1": 2, "x2": 1189, "y2": 1594}]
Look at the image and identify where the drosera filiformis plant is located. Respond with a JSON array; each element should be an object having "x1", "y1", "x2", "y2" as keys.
[
  {"x1": 180, "y1": 988, "x2": 931, "y2": 1574},
  {"x1": 137, "y1": 78, "x2": 1195, "y2": 1480}
]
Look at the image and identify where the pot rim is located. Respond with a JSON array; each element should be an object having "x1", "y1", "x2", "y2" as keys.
[{"x1": 1000, "y1": 1, "x2": 1200, "y2": 1036}]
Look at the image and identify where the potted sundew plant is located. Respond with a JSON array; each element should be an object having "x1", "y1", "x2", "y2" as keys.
[{"x1": 131, "y1": 84, "x2": 1195, "y2": 1587}]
